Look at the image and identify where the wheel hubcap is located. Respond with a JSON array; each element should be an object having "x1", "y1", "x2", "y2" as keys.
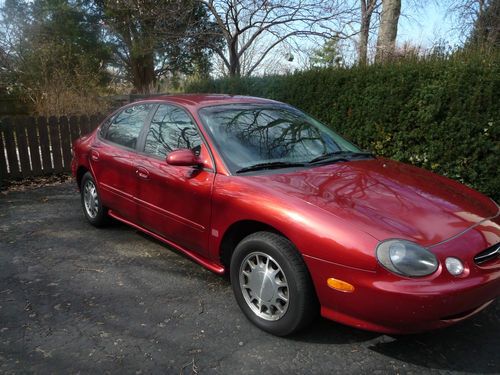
[
  {"x1": 239, "y1": 252, "x2": 289, "y2": 321},
  {"x1": 83, "y1": 180, "x2": 99, "y2": 219}
]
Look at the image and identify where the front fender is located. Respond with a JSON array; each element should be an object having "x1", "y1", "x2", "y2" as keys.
[{"x1": 209, "y1": 174, "x2": 379, "y2": 271}]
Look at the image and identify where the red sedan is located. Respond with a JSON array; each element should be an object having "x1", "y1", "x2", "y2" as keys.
[{"x1": 72, "y1": 94, "x2": 500, "y2": 336}]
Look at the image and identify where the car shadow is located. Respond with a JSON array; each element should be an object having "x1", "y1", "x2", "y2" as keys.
[
  {"x1": 292, "y1": 317, "x2": 381, "y2": 344},
  {"x1": 292, "y1": 305, "x2": 499, "y2": 374},
  {"x1": 369, "y1": 317, "x2": 499, "y2": 373}
]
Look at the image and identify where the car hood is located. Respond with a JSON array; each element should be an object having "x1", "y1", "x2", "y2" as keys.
[{"x1": 248, "y1": 158, "x2": 499, "y2": 246}]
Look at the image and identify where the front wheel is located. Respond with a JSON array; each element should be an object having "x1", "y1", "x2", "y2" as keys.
[
  {"x1": 230, "y1": 231, "x2": 318, "y2": 336},
  {"x1": 80, "y1": 172, "x2": 108, "y2": 227}
]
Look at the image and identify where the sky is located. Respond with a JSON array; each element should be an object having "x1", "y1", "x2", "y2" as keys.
[{"x1": 398, "y1": 1, "x2": 461, "y2": 48}]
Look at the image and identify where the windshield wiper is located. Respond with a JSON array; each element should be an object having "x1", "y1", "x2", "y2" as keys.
[
  {"x1": 236, "y1": 161, "x2": 306, "y2": 174},
  {"x1": 308, "y1": 151, "x2": 373, "y2": 164}
]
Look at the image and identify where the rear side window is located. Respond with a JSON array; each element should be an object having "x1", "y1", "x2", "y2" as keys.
[
  {"x1": 144, "y1": 104, "x2": 201, "y2": 158},
  {"x1": 105, "y1": 104, "x2": 153, "y2": 149},
  {"x1": 99, "y1": 114, "x2": 115, "y2": 138}
]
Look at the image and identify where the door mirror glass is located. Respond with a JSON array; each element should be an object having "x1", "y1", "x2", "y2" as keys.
[{"x1": 166, "y1": 149, "x2": 201, "y2": 167}]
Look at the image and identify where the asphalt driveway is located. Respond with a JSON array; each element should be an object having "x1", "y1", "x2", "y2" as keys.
[{"x1": 0, "y1": 181, "x2": 499, "y2": 374}]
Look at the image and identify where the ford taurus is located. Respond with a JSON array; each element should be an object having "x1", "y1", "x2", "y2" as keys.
[{"x1": 72, "y1": 94, "x2": 500, "y2": 336}]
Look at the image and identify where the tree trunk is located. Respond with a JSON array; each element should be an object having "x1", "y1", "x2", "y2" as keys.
[
  {"x1": 228, "y1": 36, "x2": 241, "y2": 77},
  {"x1": 375, "y1": 0, "x2": 401, "y2": 63},
  {"x1": 358, "y1": 0, "x2": 377, "y2": 65},
  {"x1": 131, "y1": 52, "x2": 156, "y2": 94},
  {"x1": 358, "y1": 14, "x2": 370, "y2": 65}
]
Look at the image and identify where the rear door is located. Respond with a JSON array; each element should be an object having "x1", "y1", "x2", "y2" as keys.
[
  {"x1": 90, "y1": 103, "x2": 155, "y2": 221},
  {"x1": 134, "y1": 103, "x2": 215, "y2": 256}
]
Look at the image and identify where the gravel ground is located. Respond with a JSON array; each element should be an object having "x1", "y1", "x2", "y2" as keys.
[{"x1": 0, "y1": 182, "x2": 499, "y2": 374}]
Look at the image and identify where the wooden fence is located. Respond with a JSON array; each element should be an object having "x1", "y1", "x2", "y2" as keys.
[{"x1": 0, "y1": 115, "x2": 104, "y2": 185}]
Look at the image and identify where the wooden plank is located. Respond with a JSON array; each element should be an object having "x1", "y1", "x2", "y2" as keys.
[
  {"x1": 69, "y1": 116, "x2": 80, "y2": 142},
  {"x1": 16, "y1": 117, "x2": 32, "y2": 177},
  {"x1": 48, "y1": 116, "x2": 63, "y2": 173},
  {"x1": 80, "y1": 115, "x2": 91, "y2": 136},
  {"x1": 0, "y1": 121, "x2": 9, "y2": 185},
  {"x1": 37, "y1": 116, "x2": 52, "y2": 173},
  {"x1": 59, "y1": 116, "x2": 72, "y2": 171},
  {"x1": 2, "y1": 117, "x2": 21, "y2": 178},
  {"x1": 90, "y1": 114, "x2": 105, "y2": 131},
  {"x1": 26, "y1": 116, "x2": 42, "y2": 176}
]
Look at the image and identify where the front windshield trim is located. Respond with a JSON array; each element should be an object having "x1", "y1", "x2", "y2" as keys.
[{"x1": 198, "y1": 103, "x2": 363, "y2": 175}]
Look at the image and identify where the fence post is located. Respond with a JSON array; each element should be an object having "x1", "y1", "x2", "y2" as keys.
[
  {"x1": 16, "y1": 117, "x2": 32, "y2": 177},
  {"x1": 59, "y1": 116, "x2": 72, "y2": 171},
  {"x1": 80, "y1": 115, "x2": 91, "y2": 136},
  {"x1": 37, "y1": 116, "x2": 52, "y2": 173},
  {"x1": 69, "y1": 116, "x2": 80, "y2": 142},
  {"x1": 26, "y1": 116, "x2": 42, "y2": 175},
  {"x1": 3, "y1": 117, "x2": 21, "y2": 179},
  {"x1": 0, "y1": 119, "x2": 9, "y2": 188},
  {"x1": 48, "y1": 116, "x2": 63, "y2": 173},
  {"x1": 89, "y1": 114, "x2": 103, "y2": 132}
]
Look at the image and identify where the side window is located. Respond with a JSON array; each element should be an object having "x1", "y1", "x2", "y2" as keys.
[
  {"x1": 105, "y1": 104, "x2": 153, "y2": 149},
  {"x1": 99, "y1": 114, "x2": 115, "y2": 138},
  {"x1": 144, "y1": 104, "x2": 202, "y2": 158}
]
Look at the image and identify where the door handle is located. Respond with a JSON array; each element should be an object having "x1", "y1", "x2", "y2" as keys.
[
  {"x1": 135, "y1": 167, "x2": 149, "y2": 180},
  {"x1": 90, "y1": 150, "x2": 100, "y2": 161}
]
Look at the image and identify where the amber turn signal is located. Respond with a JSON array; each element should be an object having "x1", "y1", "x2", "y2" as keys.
[{"x1": 327, "y1": 278, "x2": 355, "y2": 293}]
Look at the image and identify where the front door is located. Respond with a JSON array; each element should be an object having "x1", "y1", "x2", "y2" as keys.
[{"x1": 135, "y1": 104, "x2": 215, "y2": 256}]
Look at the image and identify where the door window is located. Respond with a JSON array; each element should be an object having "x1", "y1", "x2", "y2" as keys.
[
  {"x1": 105, "y1": 104, "x2": 153, "y2": 149},
  {"x1": 144, "y1": 104, "x2": 202, "y2": 158}
]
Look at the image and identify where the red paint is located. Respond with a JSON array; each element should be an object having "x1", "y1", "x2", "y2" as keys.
[
  {"x1": 72, "y1": 94, "x2": 500, "y2": 334},
  {"x1": 166, "y1": 148, "x2": 202, "y2": 167}
]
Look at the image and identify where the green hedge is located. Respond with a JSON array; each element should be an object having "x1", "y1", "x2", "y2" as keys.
[{"x1": 187, "y1": 53, "x2": 500, "y2": 201}]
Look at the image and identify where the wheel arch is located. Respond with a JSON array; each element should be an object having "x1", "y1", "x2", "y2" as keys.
[
  {"x1": 76, "y1": 166, "x2": 89, "y2": 189},
  {"x1": 219, "y1": 220, "x2": 292, "y2": 272}
]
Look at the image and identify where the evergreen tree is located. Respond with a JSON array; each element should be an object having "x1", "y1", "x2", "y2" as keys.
[
  {"x1": 94, "y1": 0, "x2": 221, "y2": 93},
  {"x1": 0, "y1": 0, "x2": 111, "y2": 114}
]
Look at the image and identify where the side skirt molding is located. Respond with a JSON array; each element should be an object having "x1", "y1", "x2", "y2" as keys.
[{"x1": 108, "y1": 210, "x2": 225, "y2": 275}]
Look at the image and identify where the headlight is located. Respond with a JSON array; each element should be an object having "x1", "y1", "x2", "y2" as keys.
[{"x1": 376, "y1": 239, "x2": 438, "y2": 277}]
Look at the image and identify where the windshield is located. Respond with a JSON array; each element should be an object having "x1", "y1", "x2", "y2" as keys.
[{"x1": 199, "y1": 104, "x2": 364, "y2": 173}]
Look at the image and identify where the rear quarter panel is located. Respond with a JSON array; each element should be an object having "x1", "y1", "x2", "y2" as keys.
[{"x1": 71, "y1": 130, "x2": 96, "y2": 186}]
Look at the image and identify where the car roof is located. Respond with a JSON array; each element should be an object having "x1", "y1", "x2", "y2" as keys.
[{"x1": 139, "y1": 94, "x2": 283, "y2": 109}]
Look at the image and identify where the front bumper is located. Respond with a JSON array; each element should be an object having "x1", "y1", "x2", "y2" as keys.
[{"x1": 304, "y1": 229, "x2": 500, "y2": 334}]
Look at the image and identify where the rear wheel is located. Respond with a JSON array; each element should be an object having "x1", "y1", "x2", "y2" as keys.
[
  {"x1": 81, "y1": 172, "x2": 108, "y2": 227},
  {"x1": 230, "y1": 231, "x2": 318, "y2": 336}
]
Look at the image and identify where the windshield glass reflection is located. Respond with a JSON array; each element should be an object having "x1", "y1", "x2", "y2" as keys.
[{"x1": 199, "y1": 105, "x2": 361, "y2": 172}]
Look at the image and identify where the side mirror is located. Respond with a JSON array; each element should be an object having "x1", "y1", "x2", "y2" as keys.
[{"x1": 166, "y1": 149, "x2": 201, "y2": 167}]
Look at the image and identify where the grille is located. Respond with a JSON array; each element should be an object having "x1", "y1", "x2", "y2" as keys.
[{"x1": 474, "y1": 242, "x2": 500, "y2": 265}]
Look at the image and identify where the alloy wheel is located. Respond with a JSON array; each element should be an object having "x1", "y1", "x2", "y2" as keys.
[
  {"x1": 239, "y1": 251, "x2": 289, "y2": 321},
  {"x1": 83, "y1": 180, "x2": 99, "y2": 219}
]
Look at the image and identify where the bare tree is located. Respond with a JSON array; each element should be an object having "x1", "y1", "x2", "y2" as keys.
[
  {"x1": 444, "y1": 0, "x2": 491, "y2": 41},
  {"x1": 358, "y1": 0, "x2": 379, "y2": 65},
  {"x1": 199, "y1": 0, "x2": 356, "y2": 77},
  {"x1": 375, "y1": 0, "x2": 401, "y2": 62}
]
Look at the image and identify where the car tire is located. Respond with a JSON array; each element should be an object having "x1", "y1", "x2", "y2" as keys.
[
  {"x1": 80, "y1": 172, "x2": 108, "y2": 227},
  {"x1": 230, "y1": 231, "x2": 318, "y2": 336}
]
